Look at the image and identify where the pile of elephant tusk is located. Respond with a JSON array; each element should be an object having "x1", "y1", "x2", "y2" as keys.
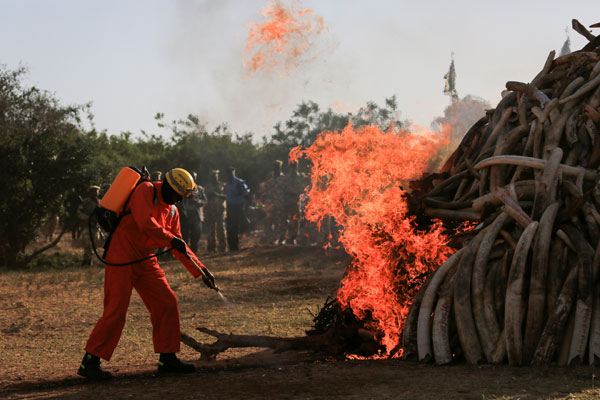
[{"x1": 403, "y1": 20, "x2": 600, "y2": 366}]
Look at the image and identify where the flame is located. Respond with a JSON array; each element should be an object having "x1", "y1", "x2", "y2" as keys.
[
  {"x1": 244, "y1": 0, "x2": 327, "y2": 75},
  {"x1": 291, "y1": 123, "x2": 452, "y2": 354}
]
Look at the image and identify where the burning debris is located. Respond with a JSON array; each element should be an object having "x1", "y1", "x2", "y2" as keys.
[
  {"x1": 181, "y1": 123, "x2": 453, "y2": 360},
  {"x1": 243, "y1": 0, "x2": 327, "y2": 75},
  {"x1": 290, "y1": 123, "x2": 452, "y2": 354},
  {"x1": 404, "y1": 20, "x2": 600, "y2": 366}
]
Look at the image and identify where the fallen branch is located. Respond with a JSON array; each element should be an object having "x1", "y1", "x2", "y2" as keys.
[{"x1": 181, "y1": 328, "x2": 336, "y2": 360}]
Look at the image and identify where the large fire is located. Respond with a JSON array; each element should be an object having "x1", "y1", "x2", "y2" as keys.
[
  {"x1": 243, "y1": 0, "x2": 327, "y2": 75},
  {"x1": 291, "y1": 123, "x2": 453, "y2": 354}
]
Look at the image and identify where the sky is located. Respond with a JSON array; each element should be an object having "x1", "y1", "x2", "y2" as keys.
[{"x1": 1, "y1": 0, "x2": 598, "y2": 141}]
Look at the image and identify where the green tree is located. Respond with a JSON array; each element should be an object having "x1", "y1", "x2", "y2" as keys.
[
  {"x1": 85, "y1": 129, "x2": 171, "y2": 190},
  {"x1": 155, "y1": 114, "x2": 264, "y2": 190},
  {"x1": 0, "y1": 65, "x2": 94, "y2": 268},
  {"x1": 350, "y1": 95, "x2": 405, "y2": 132},
  {"x1": 271, "y1": 101, "x2": 349, "y2": 148},
  {"x1": 267, "y1": 96, "x2": 405, "y2": 176}
]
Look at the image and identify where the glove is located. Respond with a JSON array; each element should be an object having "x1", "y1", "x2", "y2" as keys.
[
  {"x1": 202, "y1": 268, "x2": 216, "y2": 289},
  {"x1": 170, "y1": 236, "x2": 188, "y2": 256}
]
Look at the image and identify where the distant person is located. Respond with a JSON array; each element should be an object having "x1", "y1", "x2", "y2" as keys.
[
  {"x1": 224, "y1": 166, "x2": 249, "y2": 252},
  {"x1": 42, "y1": 215, "x2": 60, "y2": 242},
  {"x1": 64, "y1": 189, "x2": 83, "y2": 240},
  {"x1": 77, "y1": 168, "x2": 216, "y2": 380},
  {"x1": 175, "y1": 201, "x2": 188, "y2": 258},
  {"x1": 77, "y1": 185, "x2": 102, "y2": 266},
  {"x1": 281, "y1": 161, "x2": 307, "y2": 245},
  {"x1": 151, "y1": 170, "x2": 163, "y2": 182},
  {"x1": 181, "y1": 171, "x2": 207, "y2": 253},
  {"x1": 150, "y1": 170, "x2": 167, "y2": 256},
  {"x1": 204, "y1": 170, "x2": 227, "y2": 252},
  {"x1": 258, "y1": 160, "x2": 286, "y2": 244}
]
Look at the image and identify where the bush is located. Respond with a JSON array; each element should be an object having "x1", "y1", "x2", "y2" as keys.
[{"x1": 25, "y1": 251, "x2": 81, "y2": 270}]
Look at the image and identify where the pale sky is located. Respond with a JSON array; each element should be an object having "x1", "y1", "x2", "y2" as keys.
[{"x1": 1, "y1": 1, "x2": 597, "y2": 140}]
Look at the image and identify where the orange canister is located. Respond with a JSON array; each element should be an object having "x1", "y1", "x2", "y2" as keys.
[{"x1": 99, "y1": 167, "x2": 141, "y2": 214}]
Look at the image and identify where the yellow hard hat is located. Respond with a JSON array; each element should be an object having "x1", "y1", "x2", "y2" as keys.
[{"x1": 165, "y1": 168, "x2": 197, "y2": 198}]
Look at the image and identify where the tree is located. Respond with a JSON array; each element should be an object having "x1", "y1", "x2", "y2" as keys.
[
  {"x1": 268, "y1": 96, "x2": 405, "y2": 177},
  {"x1": 0, "y1": 65, "x2": 93, "y2": 268},
  {"x1": 157, "y1": 114, "x2": 265, "y2": 190},
  {"x1": 350, "y1": 95, "x2": 406, "y2": 132},
  {"x1": 84, "y1": 129, "x2": 171, "y2": 189}
]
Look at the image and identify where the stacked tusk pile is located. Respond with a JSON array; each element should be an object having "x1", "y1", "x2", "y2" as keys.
[{"x1": 403, "y1": 20, "x2": 600, "y2": 366}]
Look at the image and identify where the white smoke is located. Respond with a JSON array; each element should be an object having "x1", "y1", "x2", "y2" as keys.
[
  {"x1": 163, "y1": 0, "x2": 342, "y2": 138},
  {"x1": 431, "y1": 95, "x2": 490, "y2": 144}
]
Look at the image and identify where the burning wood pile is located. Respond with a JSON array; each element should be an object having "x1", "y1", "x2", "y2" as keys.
[{"x1": 403, "y1": 21, "x2": 600, "y2": 366}]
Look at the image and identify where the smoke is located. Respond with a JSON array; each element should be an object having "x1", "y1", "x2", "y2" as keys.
[
  {"x1": 164, "y1": 0, "x2": 342, "y2": 138},
  {"x1": 431, "y1": 95, "x2": 490, "y2": 145}
]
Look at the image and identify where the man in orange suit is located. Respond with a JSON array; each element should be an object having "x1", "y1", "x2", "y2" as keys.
[{"x1": 77, "y1": 168, "x2": 215, "y2": 380}]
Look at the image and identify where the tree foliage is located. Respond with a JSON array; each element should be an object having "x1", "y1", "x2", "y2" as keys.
[
  {"x1": 270, "y1": 95, "x2": 404, "y2": 149},
  {"x1": 0, "y1": 63, "x2": 413, "y2": 269},
  {"x1": 0, "y1": 65, "x2": 94, "y2": 268}
]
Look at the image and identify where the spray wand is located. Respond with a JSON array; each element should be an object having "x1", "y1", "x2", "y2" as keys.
[{"x1": 185, "y1": 253, "x2": 230, "y2": 303}]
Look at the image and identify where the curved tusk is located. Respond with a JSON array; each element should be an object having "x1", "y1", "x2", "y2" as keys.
[
  {"x1": 417, "y1": 248, "x2": 464, "y2": 361},
  {"x1": 474, "y1": 155, "x2": 597, "y2": 181}
]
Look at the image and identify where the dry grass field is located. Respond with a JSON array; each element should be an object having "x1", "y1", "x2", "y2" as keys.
[{"x1": 2, "y1": 236, "x2": 600, "y2": 399}]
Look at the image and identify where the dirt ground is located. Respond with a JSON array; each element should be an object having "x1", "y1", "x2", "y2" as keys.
[{"x1": 2, "y1": 236, "x2": 600, "y2": 399}]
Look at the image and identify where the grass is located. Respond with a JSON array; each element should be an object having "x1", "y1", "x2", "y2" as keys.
[{"x1": 0, "y1": 237, "x2": 347, "y2": 386}]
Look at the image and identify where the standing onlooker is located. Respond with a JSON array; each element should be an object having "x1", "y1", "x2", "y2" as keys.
[
  {"x1": 181, "y1": 171, "x2": 207, "y2": 253},
  {"x1": 64, "y1": 189, "x2": 83, "y2": 240},
  {"x1": 204, "y1": 170, "x2": 227, "y2": 252},
  {"x1": 225, "y1": 166, "x2": 249, "y2": 252},
  {"x1": 281, "y1": 161, "x2": 307, "y2": 245},
  {"x1": 175, "y1": 202, "x2": 188, "y2": 257},
  {"x1": 77, "y1": 185, "x2": 102, "y2": 266},
  {"x1": 151, "y1": 170, "x2": 163, "y2": 182},
  {"x1": 258, "y1": 160, "x2": 286, "y2": 245}
]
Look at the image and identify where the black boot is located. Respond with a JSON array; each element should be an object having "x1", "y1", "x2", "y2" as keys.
[
  {"x1": 77, "y1": 352, "x2": 113, "y2": 380},
  {"x1": 157, "y1": 353, "x2": 195, "y2": 374}
]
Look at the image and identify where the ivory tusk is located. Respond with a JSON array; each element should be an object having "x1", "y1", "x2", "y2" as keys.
[{"x1": 474, "y1": 155, "x2": 596, "y2": 181}]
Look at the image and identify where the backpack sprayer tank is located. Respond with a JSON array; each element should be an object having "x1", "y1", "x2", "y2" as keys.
[
  {"x1": 96, "y1": 167, "x2": 142, "y2": 232},
  {"x1": 89, "y1": 166, "x2": 162, "y2": 265}
]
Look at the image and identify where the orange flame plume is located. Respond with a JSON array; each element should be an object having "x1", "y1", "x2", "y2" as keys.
[
  {"x1": 244, "y1": 0, "x2": 327, "y2": 75},
  {"x1": 291, "y1": 123, "x2": 453, "y2": 355}
]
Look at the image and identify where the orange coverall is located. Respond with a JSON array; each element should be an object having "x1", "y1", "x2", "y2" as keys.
[{"x1": 85, "y1": 181, "x2": 206, "y2": 361}]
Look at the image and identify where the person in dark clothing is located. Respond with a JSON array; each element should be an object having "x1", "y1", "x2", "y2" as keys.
[
  {"x1": 181, "y1": 172, "x2": 207, "y2": 253},
  {"x1": 204, "y1": 170, "x2": 227, "y2": 252},
  {"x1": 64, "y1": 189, "x2": 83, "y2": 240},
  {"x1": 224, "y1": 166, "x2": 249, "y2": 251}
]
